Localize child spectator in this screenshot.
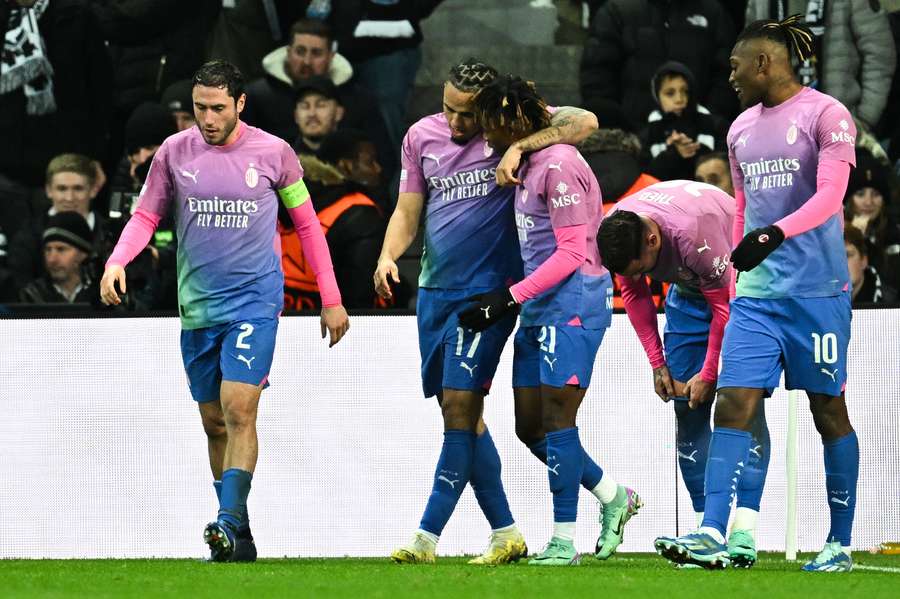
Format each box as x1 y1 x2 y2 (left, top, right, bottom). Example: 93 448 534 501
845 224 897 305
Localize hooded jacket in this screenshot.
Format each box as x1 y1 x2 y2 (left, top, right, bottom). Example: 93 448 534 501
242 46 396 178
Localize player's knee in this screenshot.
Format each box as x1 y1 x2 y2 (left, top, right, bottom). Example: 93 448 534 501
515 420 543 447
222 404 257 431
200 413 226 439
440 395 479 431
810 405 853 441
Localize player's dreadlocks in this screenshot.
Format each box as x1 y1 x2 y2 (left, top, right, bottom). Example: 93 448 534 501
473 75 551 138
447 58 498 93
596 210 645 275
736 14 815 63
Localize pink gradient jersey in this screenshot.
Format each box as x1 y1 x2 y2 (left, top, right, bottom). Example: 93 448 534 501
515 144 610 328
610 180 736 292
137 124 304 329
728 87 856 298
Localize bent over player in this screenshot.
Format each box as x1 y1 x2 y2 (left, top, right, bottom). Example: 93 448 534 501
466 76 640 566
375 59 600 565
654 17 859 571
100 61 349 561
598 180 770 567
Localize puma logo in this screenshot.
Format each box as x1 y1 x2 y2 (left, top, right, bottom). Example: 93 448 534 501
547 162 562 171
460 362 478 378
547 463 561 475
424 153 442 166
481 306 491 320
543 355 557 371
437 475 459 489
820 368 838 382
830 496 850 507
237 355 255 370
677 449 699 463
749 445 763 458
697 239 711 253
180 169 199 183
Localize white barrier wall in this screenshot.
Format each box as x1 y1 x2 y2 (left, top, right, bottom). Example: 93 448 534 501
1 311 898 558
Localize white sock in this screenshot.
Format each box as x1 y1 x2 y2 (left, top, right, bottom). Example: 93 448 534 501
695 511 705 528
591 475 619 504
492 524 518 537
841 545 852 557
699 526 726 544
732 507 758 535
416 529 439 546
553 521 576 541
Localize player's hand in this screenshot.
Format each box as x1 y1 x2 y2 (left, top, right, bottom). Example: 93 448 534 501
99 265 127 306
373 258 399 300
321 305 350 347
652 365 676 402
458 288 517 331
496 144 523 186
683 373 716 409
731 225 785 271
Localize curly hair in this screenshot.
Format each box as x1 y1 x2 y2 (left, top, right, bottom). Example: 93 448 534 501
193 60 244 101
472 75 551 138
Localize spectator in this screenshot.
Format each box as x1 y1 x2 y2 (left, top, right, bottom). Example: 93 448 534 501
745 1 896 135
845 224 897 304
317 128 386 207
279 152 385 310
640 61 723 181
328 1 444 152
579 129 659 210
0 0 112 187
109 102 178 198
242 18 395 178
7 154 105 291
292 77 344 154
580 0 738 131
160 80 196 132
695 152 735 196
19 211 99 304
844 151 900 289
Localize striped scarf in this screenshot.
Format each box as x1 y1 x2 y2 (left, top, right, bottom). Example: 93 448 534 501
1 0 55 115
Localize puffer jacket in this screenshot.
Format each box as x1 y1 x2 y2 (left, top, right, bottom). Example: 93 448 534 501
745 0 896 128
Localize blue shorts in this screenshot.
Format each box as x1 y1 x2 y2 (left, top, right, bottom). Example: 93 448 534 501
663 286 712 383
512 325 606 389
180 317 279 403
417 288 516 398
718 294 851 397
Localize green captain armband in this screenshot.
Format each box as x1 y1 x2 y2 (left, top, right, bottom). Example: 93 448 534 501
278 178 310 208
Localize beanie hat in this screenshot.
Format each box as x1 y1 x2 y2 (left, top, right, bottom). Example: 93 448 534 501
846 150 892 204
161 79 193 113
125 102 177 155
43 211 93 253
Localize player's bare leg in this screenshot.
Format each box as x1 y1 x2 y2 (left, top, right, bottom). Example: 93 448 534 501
802 393 857 572
199 401 227 480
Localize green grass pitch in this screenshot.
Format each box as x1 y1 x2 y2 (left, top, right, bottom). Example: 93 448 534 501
3 553 900 598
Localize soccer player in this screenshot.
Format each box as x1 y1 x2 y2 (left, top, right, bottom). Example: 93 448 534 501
653 17 859 571
464 76 640 566
374 59 600 565
100 61 350 562
597 180 770 567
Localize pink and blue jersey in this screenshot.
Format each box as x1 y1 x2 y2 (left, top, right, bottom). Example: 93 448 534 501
138 125 308 329
515 144 609 328
610 180 735 292
728 87 856 299
399 113 522 290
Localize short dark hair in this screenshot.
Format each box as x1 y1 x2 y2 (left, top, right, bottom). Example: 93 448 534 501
473 75 551 137
317 129 371 166
447 58 498 93
844 225 867 257
597 210 644 274
290 19 333 45
695 151 729 170
736 15 814 63
193 60 244 101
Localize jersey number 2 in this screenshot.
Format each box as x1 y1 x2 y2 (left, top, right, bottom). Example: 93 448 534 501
236 323 255 349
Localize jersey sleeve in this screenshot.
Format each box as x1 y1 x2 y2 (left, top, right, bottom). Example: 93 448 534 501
275 142 309 208
815 101 857 166
546 156 592 229
399 126 426 194
135 141 174 218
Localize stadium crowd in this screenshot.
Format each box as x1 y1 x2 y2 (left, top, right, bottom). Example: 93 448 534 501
0 0 898 313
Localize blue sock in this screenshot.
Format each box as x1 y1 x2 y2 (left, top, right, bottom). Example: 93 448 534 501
213 480 222 505
700 427 751 536
419 430 477 536
824 431 859 546
545 427 584 523
218 468 252 531
529 438 603 490
469 429 515 530
736 409 771 511
215 478 249 532
674 399 712 513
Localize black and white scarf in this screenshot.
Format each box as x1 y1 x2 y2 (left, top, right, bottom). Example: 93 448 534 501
1 0 55 115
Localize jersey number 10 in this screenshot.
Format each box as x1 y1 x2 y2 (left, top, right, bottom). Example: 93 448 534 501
810 332 838 364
